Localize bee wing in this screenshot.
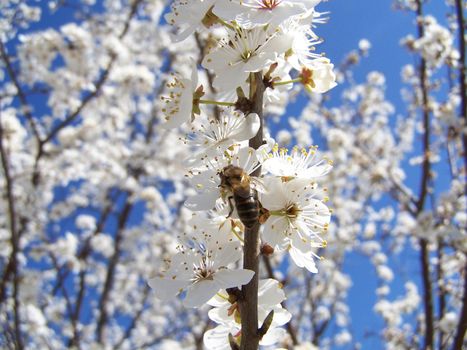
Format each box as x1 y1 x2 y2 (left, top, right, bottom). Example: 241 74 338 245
250 176 266 194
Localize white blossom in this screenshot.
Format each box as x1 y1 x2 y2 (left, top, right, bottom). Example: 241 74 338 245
259 144 333 179
148 241 254 307
213 0 321 29
202 27 289 91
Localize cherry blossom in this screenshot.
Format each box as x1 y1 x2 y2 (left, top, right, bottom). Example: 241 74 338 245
148 241 254 307
202 27 289 91
165 0 218 41
184 112 260 165
259 144 333 179
204 279 292 348
213 0 321 29
260 177 330 266
160 64 201 128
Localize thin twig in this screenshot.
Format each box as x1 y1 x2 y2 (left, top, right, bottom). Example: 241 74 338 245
96 200 133 343
33 0 142 185
437 241 446 350
114 286 151 350
0 41 41 142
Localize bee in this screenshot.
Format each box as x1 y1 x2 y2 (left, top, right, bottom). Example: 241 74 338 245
219 165 259 229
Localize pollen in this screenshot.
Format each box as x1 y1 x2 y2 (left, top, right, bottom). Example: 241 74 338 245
259 0 282 9
285 203 301 218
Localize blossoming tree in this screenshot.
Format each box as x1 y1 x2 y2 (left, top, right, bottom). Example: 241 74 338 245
0 0 465 349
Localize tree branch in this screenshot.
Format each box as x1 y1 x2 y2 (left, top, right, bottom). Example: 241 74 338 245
414 2 435 349
0 103 23 349
0 41 41 142
114 286 150 350
96 199 133 343
452 261 467 350
239 72 264 350
452 2 467 345
33 0 142 184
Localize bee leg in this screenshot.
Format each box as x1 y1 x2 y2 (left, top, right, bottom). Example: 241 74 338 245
227 196 235 218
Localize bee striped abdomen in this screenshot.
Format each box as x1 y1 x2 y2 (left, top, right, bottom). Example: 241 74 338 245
234 191 259 229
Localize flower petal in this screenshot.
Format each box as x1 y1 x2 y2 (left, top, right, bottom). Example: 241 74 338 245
148 276 189 301
214 269 255 289
203 325 234 350
185 191 219 211
258 279 286 306
212 241 243 269
262 216 288 248
184 280 221 308
289 245 318 273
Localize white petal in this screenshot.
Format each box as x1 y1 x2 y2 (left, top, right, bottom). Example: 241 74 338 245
184 280 221 308
203 325 234 350
303 163 333 178
260 177 288 211
214 269 255 289
148 276 189 301
270 307 292 326
212 241 243 269
258 279 286 306
260 327 287 346
208 305 231 325
263 216 288 248
231 113 260 142
207 290 230 307
289 245 318 273
185 191 219 211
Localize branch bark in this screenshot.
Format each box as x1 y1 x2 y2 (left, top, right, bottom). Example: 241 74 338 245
0 41 41 142
452 262 467 350
96 199 133 343
414 2 434 349
239 72 264 350
452 2 467 346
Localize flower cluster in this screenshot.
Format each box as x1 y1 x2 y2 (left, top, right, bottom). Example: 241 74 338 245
149 0 336 347
205 279 292 348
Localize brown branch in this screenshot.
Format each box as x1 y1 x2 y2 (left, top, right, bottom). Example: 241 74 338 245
114 285 151 350
452 261 467 350
0 41 41 142
414 2 435 349
452 2 467 345
0 104 23 349
96 200 133 343
437 241 446 350
239 72 264 350
453 0 467 175
33 0 142 184
53 192 117 298
68 191 120 348
48 253 78 344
